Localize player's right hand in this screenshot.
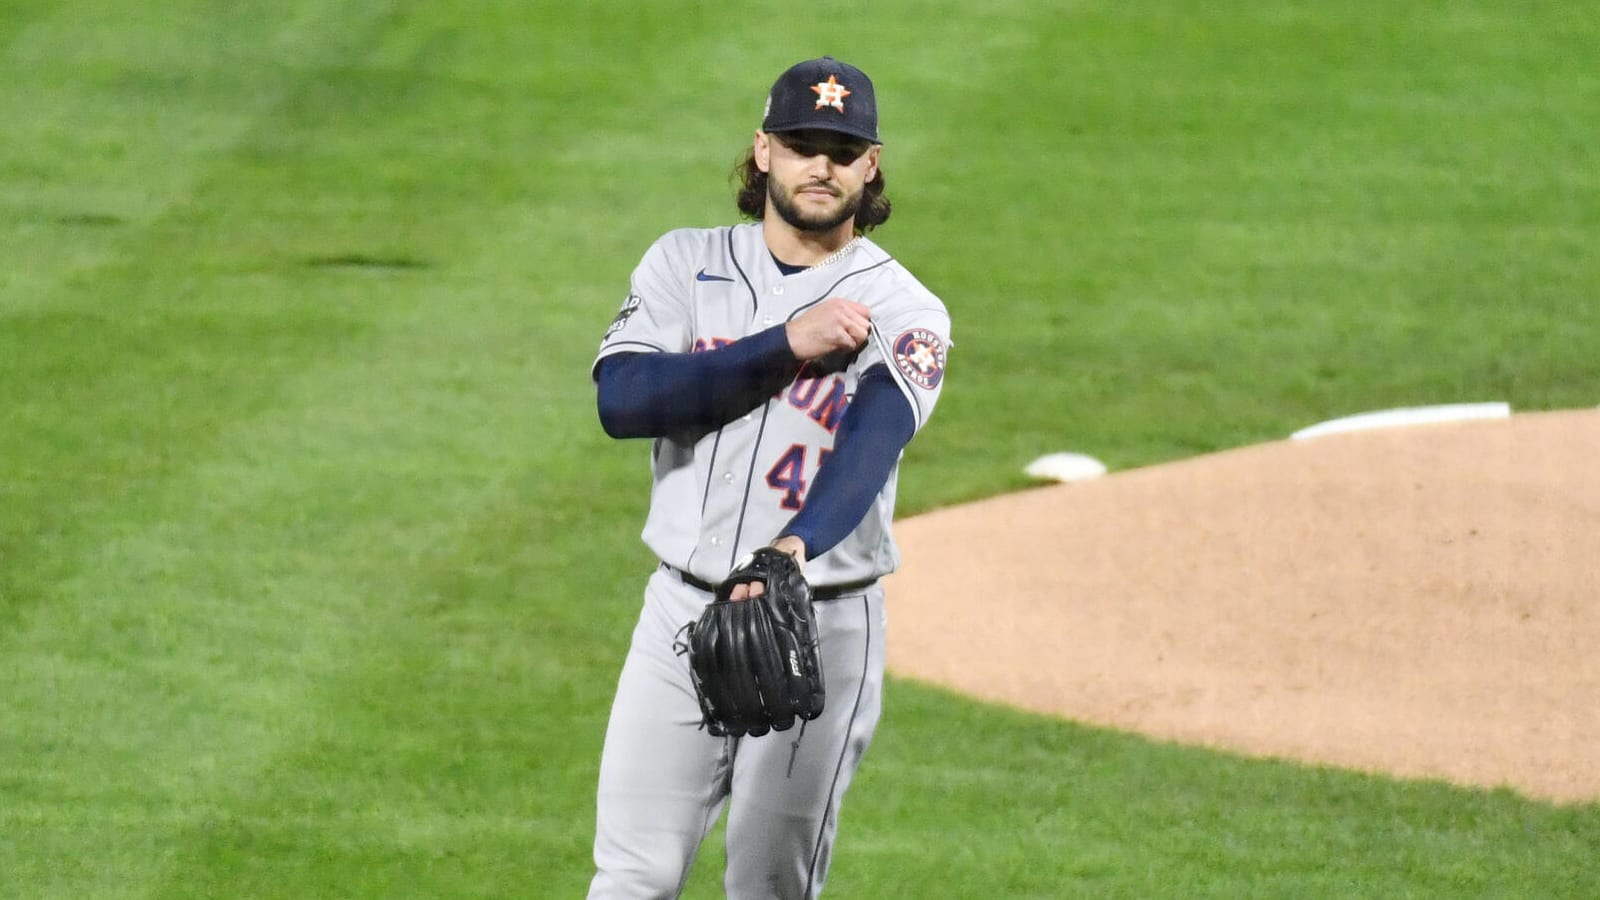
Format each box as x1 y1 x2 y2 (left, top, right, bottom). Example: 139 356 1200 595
785 298 871 361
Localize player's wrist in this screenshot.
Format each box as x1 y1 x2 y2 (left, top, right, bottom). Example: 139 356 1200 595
780 321 808 361
770 534 808 566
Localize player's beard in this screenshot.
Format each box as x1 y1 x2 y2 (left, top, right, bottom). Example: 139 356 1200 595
768 177 862 233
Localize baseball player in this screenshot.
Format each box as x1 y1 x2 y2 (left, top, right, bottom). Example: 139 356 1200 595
587 56 952 899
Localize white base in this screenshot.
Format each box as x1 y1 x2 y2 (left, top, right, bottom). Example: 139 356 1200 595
1291 402 1511 440
1024 452 1108 483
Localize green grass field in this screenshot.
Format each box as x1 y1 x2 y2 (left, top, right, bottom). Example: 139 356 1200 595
3 2 1597 897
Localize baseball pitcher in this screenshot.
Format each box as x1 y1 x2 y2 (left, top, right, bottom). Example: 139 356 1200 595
588 56 952 899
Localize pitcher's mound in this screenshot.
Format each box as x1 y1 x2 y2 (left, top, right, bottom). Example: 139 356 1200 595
884 409 1600 803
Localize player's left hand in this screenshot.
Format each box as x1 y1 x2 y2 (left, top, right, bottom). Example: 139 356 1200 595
729 538 807 600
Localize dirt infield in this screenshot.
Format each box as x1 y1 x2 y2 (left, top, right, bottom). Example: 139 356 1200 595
883 409 1600 804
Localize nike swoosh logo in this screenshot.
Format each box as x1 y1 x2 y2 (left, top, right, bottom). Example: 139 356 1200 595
696 269 735 283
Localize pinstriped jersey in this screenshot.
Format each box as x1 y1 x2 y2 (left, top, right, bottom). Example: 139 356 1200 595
594 222 951 587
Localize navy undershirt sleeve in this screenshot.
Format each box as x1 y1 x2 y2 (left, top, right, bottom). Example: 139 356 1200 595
595 325 801 438
780 364 916 560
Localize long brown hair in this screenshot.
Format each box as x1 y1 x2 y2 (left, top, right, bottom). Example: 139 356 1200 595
733 148 892 232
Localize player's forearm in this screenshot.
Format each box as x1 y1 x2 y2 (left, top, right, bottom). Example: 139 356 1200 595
779 365 915 560
595 326 801 438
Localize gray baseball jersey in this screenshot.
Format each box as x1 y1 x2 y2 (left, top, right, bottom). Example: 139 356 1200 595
593 221 951 586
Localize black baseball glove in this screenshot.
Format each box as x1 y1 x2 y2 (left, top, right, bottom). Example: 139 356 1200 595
681 548 825 737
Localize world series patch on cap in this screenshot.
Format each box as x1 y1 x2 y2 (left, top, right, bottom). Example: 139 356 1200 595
761 56 879 143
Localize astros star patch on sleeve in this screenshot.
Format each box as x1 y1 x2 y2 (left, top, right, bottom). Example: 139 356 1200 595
892 328 947 390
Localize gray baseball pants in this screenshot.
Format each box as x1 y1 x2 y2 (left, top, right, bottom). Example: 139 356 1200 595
588 567 886 899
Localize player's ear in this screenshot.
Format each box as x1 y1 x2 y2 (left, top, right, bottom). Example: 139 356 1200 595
865 144 881 182
753 130 772 174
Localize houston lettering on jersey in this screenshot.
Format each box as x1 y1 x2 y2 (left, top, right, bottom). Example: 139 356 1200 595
786 373 849 433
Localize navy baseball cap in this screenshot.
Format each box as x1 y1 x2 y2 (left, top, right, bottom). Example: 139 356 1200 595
761 56 879 143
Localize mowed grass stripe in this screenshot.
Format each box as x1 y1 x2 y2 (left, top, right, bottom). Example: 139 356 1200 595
0 2 406 310
830 682 1600 899
0 3 465 895
0 303 596 897
0 0 412 628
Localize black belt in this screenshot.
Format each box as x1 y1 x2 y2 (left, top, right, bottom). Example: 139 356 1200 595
660 563 877 602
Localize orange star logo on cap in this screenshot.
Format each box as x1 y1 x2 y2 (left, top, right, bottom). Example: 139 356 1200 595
811 75 851 112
